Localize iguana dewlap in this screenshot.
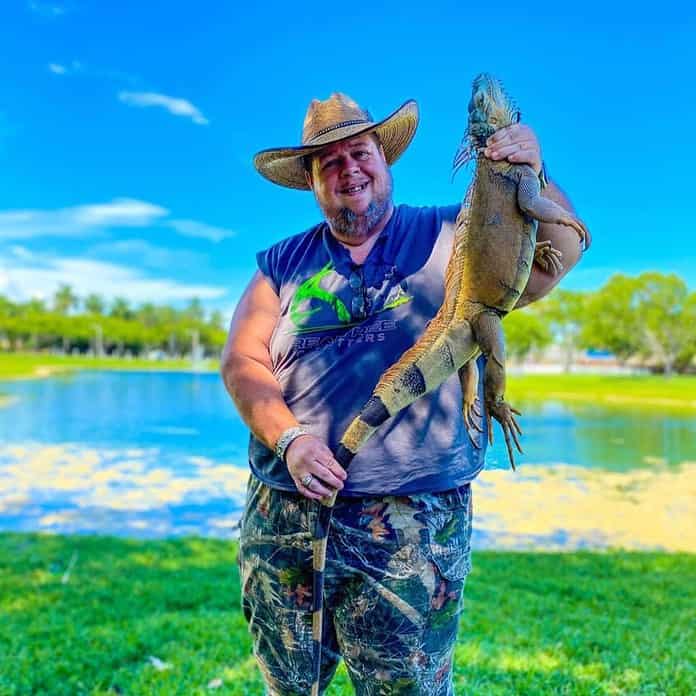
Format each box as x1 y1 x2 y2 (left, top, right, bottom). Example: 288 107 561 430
308 73 590 696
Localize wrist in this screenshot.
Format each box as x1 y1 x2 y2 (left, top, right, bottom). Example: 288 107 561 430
274 425 308 463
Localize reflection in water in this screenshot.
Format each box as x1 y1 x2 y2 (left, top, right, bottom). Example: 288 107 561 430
1 371 695 548
0 442 694 550
473 462 696 551
485 400 696 471
0 443 248 538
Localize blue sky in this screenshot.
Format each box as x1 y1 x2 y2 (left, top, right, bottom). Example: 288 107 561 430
0 1 692 319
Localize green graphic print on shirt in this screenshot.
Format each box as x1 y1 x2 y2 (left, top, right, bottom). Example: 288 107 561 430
288 261 412 335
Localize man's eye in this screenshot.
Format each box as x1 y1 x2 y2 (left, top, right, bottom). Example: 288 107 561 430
321 159 339 170
354 151 369 159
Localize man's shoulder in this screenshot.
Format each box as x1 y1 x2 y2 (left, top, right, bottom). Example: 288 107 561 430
394 203 462 227
256 221 327 294
261 220 325 256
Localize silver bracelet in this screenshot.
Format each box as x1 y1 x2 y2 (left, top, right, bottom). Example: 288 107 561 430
274 426 308 462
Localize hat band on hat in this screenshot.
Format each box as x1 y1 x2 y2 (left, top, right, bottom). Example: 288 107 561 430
306 118 372 144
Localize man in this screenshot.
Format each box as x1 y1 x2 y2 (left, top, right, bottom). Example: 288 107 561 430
221 92 585 694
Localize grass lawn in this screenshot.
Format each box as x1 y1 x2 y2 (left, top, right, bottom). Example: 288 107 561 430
0 353 218 381
508 373 696 411
3 353 696 412
0 533 693 695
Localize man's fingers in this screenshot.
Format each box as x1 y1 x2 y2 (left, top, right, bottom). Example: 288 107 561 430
485 142 524 158
315 456 347 484
486 124 519 145
300 487 325 501
304 476 333 498
294 472 334 500
322 457 348 480
485 124 540 168
487 124 536 143
486 141 538 162
313 460 344 490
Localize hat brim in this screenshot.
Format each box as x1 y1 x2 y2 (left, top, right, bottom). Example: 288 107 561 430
253 100 419 190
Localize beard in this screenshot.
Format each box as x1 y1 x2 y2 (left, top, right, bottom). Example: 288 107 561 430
325 172 393 243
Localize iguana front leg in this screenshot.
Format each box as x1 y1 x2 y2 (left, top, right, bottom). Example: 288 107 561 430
517 168 590 250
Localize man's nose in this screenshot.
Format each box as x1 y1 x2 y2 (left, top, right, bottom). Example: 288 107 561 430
340 157 360 175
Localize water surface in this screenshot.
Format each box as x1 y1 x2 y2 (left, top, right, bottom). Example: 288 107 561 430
1 371 694 547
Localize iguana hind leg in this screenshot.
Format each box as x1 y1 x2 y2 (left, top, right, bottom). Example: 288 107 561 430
472 310 522 469
458 358 483 447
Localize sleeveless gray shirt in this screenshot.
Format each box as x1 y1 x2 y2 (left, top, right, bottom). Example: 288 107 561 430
250 204 487 495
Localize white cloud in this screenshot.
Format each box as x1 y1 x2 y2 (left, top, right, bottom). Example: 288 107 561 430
88 239 207 270
0 254 226 304
74 199 167 226
118 91 209 126
0 199 169 240
28 1 66 17
7 245 37 262
168 219 235 242
0 200 235 249
47 60 83 76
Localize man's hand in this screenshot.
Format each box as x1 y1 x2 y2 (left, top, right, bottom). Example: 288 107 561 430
286 434 347 500
484 124 542 174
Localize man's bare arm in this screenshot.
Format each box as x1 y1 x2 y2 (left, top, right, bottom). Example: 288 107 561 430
220 271 296 449
220 271 345 498
516 180 589 308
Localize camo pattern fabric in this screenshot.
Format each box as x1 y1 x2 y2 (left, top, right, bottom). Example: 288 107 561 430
238 475 473 695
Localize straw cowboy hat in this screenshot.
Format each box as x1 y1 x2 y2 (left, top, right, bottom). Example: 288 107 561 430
253 93 419 190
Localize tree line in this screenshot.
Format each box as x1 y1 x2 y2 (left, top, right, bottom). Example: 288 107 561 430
505 272 696 374
0 284 227 358
1 272 694 372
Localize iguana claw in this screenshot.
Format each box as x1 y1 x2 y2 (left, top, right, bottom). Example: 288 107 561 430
463 397 484 448
561 214 591 252
534 240 563 276
486 399 523 470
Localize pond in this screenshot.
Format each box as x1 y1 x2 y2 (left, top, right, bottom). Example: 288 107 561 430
1 371 694 549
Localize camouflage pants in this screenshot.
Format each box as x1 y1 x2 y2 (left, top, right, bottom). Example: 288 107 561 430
238 475 473 695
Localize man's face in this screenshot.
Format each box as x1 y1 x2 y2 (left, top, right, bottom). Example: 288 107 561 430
306 135 393 244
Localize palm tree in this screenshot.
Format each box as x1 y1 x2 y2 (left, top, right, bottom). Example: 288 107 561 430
84 293 105 315
184 298 205 322
53 284 79 315
110 297 133 320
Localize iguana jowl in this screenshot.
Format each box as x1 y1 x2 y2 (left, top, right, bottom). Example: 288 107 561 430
308 74 590 695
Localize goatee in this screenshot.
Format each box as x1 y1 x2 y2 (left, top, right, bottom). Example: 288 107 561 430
327 198 391 242
325 172 393 243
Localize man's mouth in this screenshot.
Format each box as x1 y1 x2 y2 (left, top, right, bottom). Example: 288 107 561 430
340 182 369 195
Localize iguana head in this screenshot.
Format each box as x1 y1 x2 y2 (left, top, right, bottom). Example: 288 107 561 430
452 73 520 177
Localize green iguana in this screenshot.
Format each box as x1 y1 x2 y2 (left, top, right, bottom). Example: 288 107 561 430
308 73 590 695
